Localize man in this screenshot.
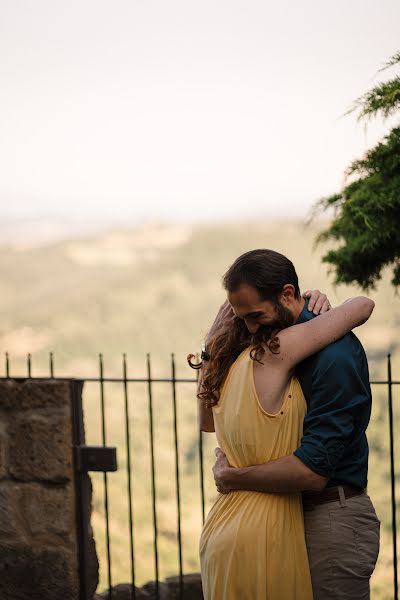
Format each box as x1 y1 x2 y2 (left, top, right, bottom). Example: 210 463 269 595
201 249 380 600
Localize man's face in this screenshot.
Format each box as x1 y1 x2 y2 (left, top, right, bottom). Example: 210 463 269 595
228 284 295 334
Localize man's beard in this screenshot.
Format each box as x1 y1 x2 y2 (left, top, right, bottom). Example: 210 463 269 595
273 301 295 330
250 301 295 343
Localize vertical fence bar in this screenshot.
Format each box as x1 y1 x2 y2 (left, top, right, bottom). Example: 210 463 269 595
123 354 136 600
5 353 9 378
49 352 54 378
171 354 183 598
27 353 31 377
388 354 398 600
99 354 113 600
147 354 159 599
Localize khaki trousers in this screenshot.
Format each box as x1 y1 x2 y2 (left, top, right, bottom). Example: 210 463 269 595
304 491 380 600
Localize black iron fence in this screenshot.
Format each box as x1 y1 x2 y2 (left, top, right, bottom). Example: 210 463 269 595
2 352 399 600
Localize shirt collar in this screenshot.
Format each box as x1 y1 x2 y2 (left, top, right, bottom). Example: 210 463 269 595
296 297 315 324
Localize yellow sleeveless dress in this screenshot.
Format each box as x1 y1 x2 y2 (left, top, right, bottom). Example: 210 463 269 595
200 347 313 600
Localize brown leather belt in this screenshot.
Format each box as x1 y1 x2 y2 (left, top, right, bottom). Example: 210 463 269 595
302 485 365 509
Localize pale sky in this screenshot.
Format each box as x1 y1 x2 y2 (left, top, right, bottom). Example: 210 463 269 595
1 0 399 224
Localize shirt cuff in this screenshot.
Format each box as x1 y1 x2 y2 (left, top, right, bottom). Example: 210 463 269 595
293 441 346 479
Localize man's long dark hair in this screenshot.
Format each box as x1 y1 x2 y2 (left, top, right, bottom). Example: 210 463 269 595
223 249 300 301
188 249 300 407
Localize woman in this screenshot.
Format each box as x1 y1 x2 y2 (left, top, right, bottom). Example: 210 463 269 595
188 260 374 599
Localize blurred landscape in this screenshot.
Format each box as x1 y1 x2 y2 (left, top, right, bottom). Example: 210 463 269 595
0 218 399 599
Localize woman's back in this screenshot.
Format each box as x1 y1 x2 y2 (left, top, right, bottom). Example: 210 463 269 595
213 347 304 467
200 347 313 600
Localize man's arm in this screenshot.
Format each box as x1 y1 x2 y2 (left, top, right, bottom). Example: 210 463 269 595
213 449 328 494
214 342 368 494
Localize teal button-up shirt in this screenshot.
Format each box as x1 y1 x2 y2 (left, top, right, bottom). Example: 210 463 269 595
293 299 372 489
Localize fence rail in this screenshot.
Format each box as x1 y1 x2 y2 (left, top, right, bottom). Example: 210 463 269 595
1 352 399 600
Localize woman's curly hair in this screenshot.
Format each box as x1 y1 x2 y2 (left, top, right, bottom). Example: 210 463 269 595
188 317 280 407
187 248 300 407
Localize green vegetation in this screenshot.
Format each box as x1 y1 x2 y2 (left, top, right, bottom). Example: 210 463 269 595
317 52 400 290
0 220 399 598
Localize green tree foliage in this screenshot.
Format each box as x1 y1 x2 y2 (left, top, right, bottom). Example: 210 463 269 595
347 52 400 121
318 52 400 289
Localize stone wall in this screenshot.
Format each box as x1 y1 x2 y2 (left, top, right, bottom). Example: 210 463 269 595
0 378 98 600
94 573 203 600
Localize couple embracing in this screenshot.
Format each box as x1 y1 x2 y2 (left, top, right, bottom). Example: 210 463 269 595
189 249 380 600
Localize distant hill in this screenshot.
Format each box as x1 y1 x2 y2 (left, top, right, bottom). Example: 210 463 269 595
0 216 126 246
0 219 398 379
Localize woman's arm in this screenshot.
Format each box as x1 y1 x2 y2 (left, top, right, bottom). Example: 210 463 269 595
197 365 215 432
278 296 375 368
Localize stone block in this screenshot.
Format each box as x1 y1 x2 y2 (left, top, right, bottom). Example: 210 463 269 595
0 543 78 600
0 425 8 479
20 482 75 541
165 573 203 599
94 582 168 600
94 574 203 600
0 379 73 411
9 413 73 482
0 484 23 539
0 380 17 409
17 379 72 410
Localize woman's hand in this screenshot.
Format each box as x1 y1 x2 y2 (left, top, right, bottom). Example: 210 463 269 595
213 448 232 494
302 289 331 315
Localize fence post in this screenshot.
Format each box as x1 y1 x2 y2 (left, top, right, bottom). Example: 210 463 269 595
71 379 95 600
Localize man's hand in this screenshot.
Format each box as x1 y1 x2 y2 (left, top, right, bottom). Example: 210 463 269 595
205 300 235 346
213 450 328 494
303 289 331 315
213 448 232 494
